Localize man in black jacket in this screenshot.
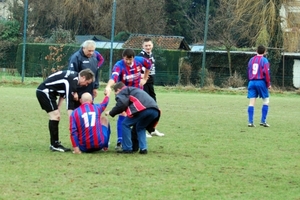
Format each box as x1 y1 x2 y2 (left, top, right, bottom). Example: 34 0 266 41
105 82 160 154
68 40 104 109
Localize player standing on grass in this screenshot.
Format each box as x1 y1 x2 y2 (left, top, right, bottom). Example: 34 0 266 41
68 40 104 110
36 69 95 152
104 48 151 150
138 37 164 137
247 45 271 127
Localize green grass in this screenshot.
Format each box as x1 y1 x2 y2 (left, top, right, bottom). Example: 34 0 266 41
0 80 300 199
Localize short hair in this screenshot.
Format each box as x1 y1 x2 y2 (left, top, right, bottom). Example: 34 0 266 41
257 45 266 54
122 48 135 58
143 37 152 43
113 82 125 92
81 40 96 48
79 68 95 82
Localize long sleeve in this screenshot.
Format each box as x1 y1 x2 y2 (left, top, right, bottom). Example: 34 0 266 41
68 53 81 72
69 114 80 147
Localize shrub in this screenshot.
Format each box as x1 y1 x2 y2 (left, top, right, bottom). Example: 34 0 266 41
222 71 246 88
179 58 192 85
43 45 65 79
45 28 74 44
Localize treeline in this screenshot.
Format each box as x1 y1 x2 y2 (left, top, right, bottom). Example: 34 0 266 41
7 0 288 45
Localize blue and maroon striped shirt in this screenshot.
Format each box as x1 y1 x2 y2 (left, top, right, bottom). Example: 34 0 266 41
111 56 151 88
248 55 271 87
69 96 109 151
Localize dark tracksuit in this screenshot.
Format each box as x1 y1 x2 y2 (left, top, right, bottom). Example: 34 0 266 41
68 48 104 108
109 86 160 151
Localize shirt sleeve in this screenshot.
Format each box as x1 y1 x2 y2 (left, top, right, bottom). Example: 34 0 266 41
109 97 128 117
264 59 271 87
95 51 104 68
135 56 151 70
111 64 122 83
69 113 80 147
95 96 109 113
68 54 80 72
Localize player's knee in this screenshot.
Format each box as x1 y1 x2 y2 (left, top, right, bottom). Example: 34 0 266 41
49 110 60 121
263 98 269 105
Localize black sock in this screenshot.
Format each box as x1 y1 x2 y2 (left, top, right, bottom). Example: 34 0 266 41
48 120 59 146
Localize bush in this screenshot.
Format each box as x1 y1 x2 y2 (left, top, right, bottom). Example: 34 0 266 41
222 71 246 88
179 58 192 85
45 28 74 44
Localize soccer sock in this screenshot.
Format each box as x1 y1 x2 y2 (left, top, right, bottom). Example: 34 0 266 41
117 115 125 143
49 120 59 146
261 105 269 123
248 106 254 123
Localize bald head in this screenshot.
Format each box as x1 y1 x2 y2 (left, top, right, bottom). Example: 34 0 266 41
80 92 93 104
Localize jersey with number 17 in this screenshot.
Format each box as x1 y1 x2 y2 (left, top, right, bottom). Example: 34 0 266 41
69 96 109 151
248 55 271 87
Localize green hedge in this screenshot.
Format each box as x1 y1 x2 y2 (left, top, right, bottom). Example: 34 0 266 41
15 43 298 87
15 43 188 85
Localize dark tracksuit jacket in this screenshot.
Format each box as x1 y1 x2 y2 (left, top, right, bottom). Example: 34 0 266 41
109 86 160 130
68 48 104 97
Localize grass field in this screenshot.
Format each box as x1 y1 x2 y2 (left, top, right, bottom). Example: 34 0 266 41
0 80 300 199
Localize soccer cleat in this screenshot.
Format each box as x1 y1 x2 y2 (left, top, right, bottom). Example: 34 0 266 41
248 123 256 127
146 133 152 138
115 142 122 151
50 142 71 152
117 150 133 154
151 129 165 137
139 149 148 154
260 122 270 127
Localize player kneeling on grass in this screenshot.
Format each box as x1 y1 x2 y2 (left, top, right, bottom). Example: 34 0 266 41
105 82 160 154
36 69 95 152
69 92 111 154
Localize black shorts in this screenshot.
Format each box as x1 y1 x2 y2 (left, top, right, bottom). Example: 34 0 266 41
36 89 58 113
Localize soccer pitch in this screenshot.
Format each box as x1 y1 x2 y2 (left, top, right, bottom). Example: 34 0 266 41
0 86 299 199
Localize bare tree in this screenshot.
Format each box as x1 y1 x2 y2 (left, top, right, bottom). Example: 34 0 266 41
209 0 242 77
9 0 166 39
180 0 206 43
114 0 166 35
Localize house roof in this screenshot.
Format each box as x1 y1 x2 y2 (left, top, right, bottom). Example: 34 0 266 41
122 34 191 51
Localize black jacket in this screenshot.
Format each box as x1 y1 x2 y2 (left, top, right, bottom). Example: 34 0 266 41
109 86 160 128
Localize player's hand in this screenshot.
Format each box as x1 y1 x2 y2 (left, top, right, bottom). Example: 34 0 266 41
105 88 111 97
120 111 127 116
268 86 271 90
93 89 98 98
104 87 111 96
73 92 78 101
102 147 108 152
105 111 110 116
73 147 82 154
140 78 147 86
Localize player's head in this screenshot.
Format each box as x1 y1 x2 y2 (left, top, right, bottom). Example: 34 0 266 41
113 82 125 94
142 38 153 54
82 40 96 58
122 48 135 66
80 92 93 104
257 45 266 55
78 69 95 86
